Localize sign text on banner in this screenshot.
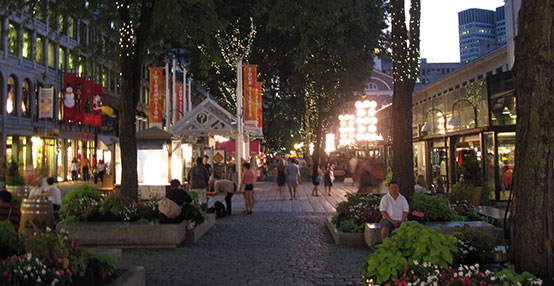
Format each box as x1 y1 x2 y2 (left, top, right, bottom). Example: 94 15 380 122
38 87 54 119
257 82 262 128
176 83 184 121
149 68 164 124
243 65 257 124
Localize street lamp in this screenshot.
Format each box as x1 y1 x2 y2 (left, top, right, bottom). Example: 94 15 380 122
421 107 449 192
448 98 478 128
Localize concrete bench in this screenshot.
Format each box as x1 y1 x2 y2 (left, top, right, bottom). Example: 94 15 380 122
364 220 497 248
58 214 216 248
325 217 365 246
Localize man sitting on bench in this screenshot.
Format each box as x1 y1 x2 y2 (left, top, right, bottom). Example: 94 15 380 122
379 180 409 241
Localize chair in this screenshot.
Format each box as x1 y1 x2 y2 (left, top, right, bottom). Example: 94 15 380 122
98 174 116 197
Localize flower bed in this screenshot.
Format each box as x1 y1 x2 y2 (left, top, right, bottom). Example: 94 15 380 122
362 221 542 286
332 193 383 233
0 226 120 286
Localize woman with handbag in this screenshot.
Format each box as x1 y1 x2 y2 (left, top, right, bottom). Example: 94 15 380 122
311 162 322 197
324 162 334 196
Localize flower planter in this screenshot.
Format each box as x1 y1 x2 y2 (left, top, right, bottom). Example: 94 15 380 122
107 266 145 286
325 217 365 246
364 221 497 248
58 214 216 247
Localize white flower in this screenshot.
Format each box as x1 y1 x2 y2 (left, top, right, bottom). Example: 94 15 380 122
491 276 496 281
414 260 419 265
37 278 41 282
475 263 479 268
42 269 46 275
470 265 475 271
24 275 28 279
459 272 464 277
433 282 438 286
408 283 412 286
46 226 52 232
423 262 429 267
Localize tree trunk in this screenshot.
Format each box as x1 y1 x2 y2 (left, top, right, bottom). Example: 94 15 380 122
510 1 554 283
390 0 419 200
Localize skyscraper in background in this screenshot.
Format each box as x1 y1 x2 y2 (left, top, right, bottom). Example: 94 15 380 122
458 6 506 63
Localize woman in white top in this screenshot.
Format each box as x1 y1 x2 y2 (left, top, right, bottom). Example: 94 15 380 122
28 177 48 199
414 174 428 194
71 158 79 181
44 177 62 211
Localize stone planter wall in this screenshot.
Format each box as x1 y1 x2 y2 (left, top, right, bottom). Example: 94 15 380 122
108 266 145 286
58 214 216 248
325 217 365 246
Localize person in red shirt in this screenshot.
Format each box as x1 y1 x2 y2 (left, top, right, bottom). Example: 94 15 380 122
0 190 21 231
239 163 256 214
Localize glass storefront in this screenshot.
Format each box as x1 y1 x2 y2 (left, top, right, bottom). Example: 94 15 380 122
431 139 448 191
498 132 515 199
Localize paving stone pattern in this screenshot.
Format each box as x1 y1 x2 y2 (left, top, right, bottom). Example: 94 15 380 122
120 182 374 285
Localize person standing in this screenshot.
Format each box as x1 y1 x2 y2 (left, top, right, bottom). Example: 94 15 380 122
71 158 79 181
95 160 106 184
202 155 213 177
81 156 90 182
188 157 210 210
275 158 287 200
324 162 334 196
379 181 409 241
284 158 300 200
414 175 428 194
208 176 236 215
238 163 256 214
312 162 322 197
0 190 21 231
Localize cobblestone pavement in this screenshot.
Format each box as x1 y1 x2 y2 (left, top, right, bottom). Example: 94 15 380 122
120 212 372 285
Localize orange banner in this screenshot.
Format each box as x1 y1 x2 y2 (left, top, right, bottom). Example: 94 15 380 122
149 68 163 123
243 65 257 122
257 82 262 128
176 83 185 121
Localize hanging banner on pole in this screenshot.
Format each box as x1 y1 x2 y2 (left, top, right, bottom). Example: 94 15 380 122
62 73 77 121
74 77 86 123
149 67 163 126
243 65 257 126
83 80 94 125
257 82 263 129
176 83 184 121
92 83 103 126
38 86 54 119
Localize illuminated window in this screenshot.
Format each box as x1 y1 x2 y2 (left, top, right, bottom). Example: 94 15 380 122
48 41 55 68
22 30 32 58
36 36 44 64
7 76 17 115
59 47 65 71
365 82 378 91
69 50 75 71
8 23 19 56
22 80 30 117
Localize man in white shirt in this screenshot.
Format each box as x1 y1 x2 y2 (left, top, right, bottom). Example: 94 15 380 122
379 180 409 241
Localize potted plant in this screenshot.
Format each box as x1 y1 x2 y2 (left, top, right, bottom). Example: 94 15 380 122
6 157 28 200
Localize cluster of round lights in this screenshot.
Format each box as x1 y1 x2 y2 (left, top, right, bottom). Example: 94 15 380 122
338 100 380 146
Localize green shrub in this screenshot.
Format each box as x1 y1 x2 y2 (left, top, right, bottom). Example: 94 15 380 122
410 194 465 222
457 154 483 187
0 220 23 258
100 195 132 216
61 184 102 207
339 218 365 233
332 193 382 233
59 196 101 223
448 183 476 206
453 224 496 265
495 269 542 285
480 183 493 205
362 221 458 284
89 252 119 283
6 157 24 186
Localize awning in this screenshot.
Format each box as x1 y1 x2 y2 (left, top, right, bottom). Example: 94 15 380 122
215 140 260 155
97 135 119 150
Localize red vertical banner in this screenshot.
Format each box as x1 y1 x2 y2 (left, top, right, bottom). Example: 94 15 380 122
74 77 86 123
243 65 257 123
257 82 263 128
149 68 163 124
83 80 94 125
176 83 184 121
63 73 77 121
92 83 103 126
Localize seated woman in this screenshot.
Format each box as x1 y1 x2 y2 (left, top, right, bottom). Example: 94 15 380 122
414 175 428 194
160 179 195 230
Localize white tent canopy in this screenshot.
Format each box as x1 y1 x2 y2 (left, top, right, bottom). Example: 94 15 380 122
170 98 237 137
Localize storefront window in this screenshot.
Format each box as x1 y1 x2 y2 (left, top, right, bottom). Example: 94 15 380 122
431 139 447 192
22 80 30 117
59 47 65 71
483 133 496 194
7 76 17 115
454 135 482 184
8 23 19 56
69 50 75 71
69 17 76 39
31 137 57 178
491 92 516 126
22 30 31 59
498 132 515 199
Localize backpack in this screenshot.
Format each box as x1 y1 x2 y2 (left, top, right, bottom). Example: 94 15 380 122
158 197 181 219
214 201 227 218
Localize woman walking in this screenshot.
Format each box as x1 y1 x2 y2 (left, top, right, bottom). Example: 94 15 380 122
71 158 79 181
311 162 322 197
324 162 334 196
275 158 287 200
239 163 256 214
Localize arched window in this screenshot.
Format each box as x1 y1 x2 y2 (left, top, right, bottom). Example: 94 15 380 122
22 79 31 117
365 82 378 91
7 76 17 115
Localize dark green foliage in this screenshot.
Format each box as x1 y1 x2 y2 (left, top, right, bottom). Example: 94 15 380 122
448 183 477 206
332 193 382 233
89 252 118 283
0 221 23 258
409 194 465 222
6 157 24 186
456 154 483 187
61 185 102 207
362 221 458 284
453 224 496 265
100 196 132 217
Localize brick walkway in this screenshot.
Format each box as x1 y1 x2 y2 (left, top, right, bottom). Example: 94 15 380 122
119 181 376 285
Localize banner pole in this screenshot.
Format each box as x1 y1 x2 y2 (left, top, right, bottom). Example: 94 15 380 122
172 57 176 125
165 60 170 130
